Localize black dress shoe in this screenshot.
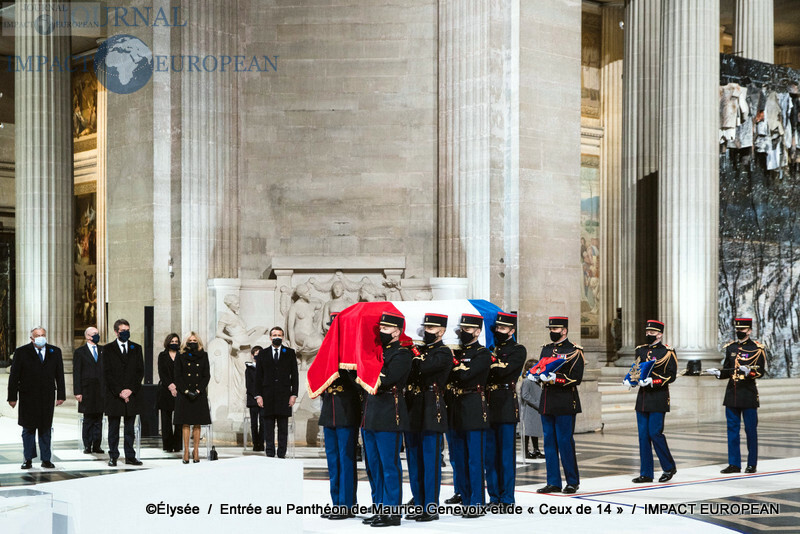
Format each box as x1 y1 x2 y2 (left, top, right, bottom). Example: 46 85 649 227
125 458 143 466
659 468 677 483
745 465 757 473
533 450 545 459
404 511 422 520
632 476 654 483
108 459 117 466
525 451 535 459
416 513 438 522
329 512 355 520
563 484 579 494
720 465 741 474
21 460 32 469
536 485 562 494
362 514 380 525
370 515 401 527
93 448 105 454
83 447 92 454
41 461 55 469
462 508 485 518
444 494 462 504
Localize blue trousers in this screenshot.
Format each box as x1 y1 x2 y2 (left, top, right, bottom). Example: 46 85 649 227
541 414 579 487
22 426 52 462
362 429 403 506
485 422 517 503
451 429 486 506
726 407 758 468
446 429 466 497
323 426 358 507
361 429 380 505
405 431 443 508
636 411 675 478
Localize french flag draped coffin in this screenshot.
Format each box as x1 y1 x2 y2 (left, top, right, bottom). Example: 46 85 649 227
623 358 656 386
307 299 504 397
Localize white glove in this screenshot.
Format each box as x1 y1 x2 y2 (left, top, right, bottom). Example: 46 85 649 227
706 368 721 378
638 377 653 387
526 373 540 383
623 379 632 388
739 365 751 375
544 372 557 383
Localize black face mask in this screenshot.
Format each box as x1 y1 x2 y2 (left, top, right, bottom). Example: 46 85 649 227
168 343 180 351
186 342 199 352
91 333 100 344
549 331 562 343
459 330 474 346
118 330 130 342
271 337 283 347
423 331 438 345
736 331 748 340
645 334 658 345
379 332 395 347
493 331 510 344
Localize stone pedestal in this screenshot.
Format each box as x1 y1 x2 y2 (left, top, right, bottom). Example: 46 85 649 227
14 1 73 350
734 0 774 63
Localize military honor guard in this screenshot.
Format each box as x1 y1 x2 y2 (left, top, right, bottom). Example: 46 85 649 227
403 313 453 522
536 316 584 494
485 312 527 508
629 320 678 484
361 312 412 528
319 312 362 520
709 317 766 474
449 313 493 516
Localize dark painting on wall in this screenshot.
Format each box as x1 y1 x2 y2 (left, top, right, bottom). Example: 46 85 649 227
74 191 97 338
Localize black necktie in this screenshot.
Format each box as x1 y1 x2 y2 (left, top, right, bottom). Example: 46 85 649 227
38 349 44 363
274 348 279 362
122 343 127 355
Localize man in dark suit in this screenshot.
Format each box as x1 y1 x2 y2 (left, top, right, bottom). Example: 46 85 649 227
254 327 298 458
74 326 105 454
103 318 144 466
7 326 66 469
245 345 264 451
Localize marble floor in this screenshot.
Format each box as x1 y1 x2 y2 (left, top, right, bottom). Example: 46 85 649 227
0 416 798 533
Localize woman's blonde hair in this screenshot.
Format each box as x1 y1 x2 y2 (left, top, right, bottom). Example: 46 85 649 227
181 331 205 352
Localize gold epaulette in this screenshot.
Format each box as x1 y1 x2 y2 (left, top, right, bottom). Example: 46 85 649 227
664 345 674 351
635 344 648 349
723 341 735 349
573 344 583 351
754 341 765 349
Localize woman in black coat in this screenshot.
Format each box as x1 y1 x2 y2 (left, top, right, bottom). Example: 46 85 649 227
157 333 181 452
173 332 212 463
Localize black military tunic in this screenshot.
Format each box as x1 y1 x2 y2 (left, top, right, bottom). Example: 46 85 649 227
719 339 766 408
174 350 212 425
450 341 492 431
319 370 362 428
486 339 527 424
633 343 677 413
538 339 584 416
405 341 453 433
362 342 412 432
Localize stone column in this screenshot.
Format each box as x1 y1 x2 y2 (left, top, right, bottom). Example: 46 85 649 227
181 1 240 340
734 0 774 63
775 46 800 69
14 1 73 349
658 0 720 365
599 5 624 361
619 0 661 362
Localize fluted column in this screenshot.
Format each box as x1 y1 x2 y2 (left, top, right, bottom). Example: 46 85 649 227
181 1 240 339
14 2 73 349
734 0 774 63
659 0 719 363
620 0 661 359
600 5 624 359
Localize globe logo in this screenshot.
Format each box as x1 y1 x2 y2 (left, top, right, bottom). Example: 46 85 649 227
34 14 55 36
94 34 154 95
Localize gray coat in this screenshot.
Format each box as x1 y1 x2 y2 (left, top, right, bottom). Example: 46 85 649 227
519 379 543 438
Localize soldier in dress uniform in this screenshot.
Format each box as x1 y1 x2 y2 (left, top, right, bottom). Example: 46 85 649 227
709 317 766 474
629 319 678 484
319 310 362 520
535 316 584 494
449 313 492 517
361 311 412 528
485 312 527 509
443 347 466 506
403 313 453 522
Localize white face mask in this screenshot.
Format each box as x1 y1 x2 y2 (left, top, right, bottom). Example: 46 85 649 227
33 336 47 348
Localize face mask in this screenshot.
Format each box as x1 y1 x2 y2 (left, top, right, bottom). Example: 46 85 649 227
645 334 657 345
379 332 394 347
118 330 130 342
494 331 510 344
187 342 199 352
549 331 561 343
423 331 438 345
736 331 747 340
91 333 100 344
33 336 47 348
169 343 180 351
458 330 474 346
271 337 283 347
